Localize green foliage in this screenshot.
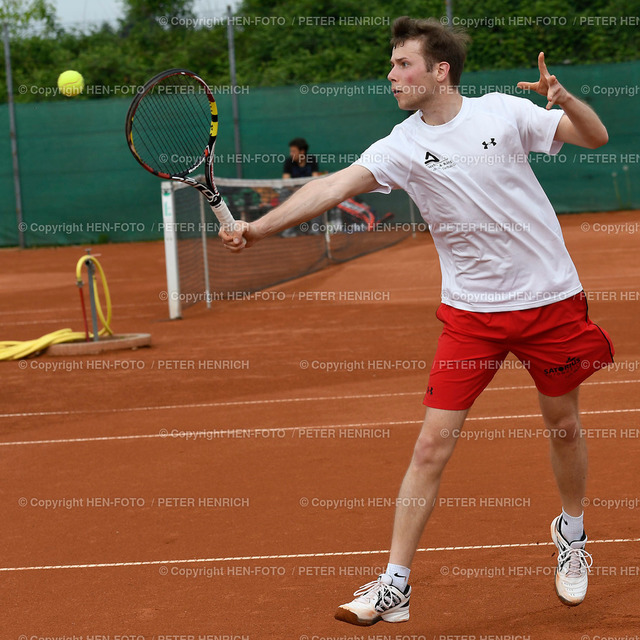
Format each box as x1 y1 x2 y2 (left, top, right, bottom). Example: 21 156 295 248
232 0 443 85
122 0 195 24
229 0 640 83
1 0 639 103
0 0 55 34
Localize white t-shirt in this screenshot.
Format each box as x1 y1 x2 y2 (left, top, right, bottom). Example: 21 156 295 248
354 92 583 312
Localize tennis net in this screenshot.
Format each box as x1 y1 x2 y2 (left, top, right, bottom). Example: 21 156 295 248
161 175 416 318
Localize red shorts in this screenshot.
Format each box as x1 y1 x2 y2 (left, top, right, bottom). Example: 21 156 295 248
424 292 615 410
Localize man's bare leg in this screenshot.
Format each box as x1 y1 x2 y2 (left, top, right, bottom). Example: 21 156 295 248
539 386 591 606
335 407 468 625
389 407 468 567
539 387 586 517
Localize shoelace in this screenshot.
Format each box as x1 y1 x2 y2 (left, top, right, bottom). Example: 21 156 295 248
558 546 593 577
353 577 398 608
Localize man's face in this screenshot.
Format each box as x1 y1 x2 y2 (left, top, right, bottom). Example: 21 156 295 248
289 146 303 162
387 39 444 111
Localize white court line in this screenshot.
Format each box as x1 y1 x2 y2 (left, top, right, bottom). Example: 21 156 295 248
1 378 638 420
2 313 158 327
1 407 639 447
1 537 638 573
0 301 152 318
2 391 415 419
0 289 429 320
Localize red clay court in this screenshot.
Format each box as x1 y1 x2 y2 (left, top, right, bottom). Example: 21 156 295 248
1 210 639 639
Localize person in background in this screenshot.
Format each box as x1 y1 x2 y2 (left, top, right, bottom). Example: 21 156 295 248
283 137 321 178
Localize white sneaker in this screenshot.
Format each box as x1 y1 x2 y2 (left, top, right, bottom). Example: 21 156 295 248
334 574 411 626
551 515 593 606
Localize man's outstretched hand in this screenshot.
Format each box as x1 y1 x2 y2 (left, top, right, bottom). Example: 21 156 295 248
517 52 570 109
218 221 254 252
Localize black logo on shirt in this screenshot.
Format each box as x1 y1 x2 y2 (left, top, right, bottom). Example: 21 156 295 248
424 151 440 165
482 138 497 149
424 151 455 172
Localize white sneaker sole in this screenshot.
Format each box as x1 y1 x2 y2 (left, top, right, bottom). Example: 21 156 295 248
334 605 410 626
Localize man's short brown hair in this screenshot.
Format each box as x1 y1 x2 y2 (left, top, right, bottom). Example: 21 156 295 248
390 16 470 87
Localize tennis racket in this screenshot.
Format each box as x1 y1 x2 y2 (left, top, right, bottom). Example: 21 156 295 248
125 68 236 232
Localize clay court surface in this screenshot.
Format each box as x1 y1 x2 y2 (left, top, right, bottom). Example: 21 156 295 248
1 210 639 639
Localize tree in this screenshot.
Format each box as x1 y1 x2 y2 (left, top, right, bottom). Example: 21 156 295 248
0 0 55 35
121 0 195 30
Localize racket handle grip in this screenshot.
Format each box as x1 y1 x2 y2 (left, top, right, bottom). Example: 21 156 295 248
212 198 236 231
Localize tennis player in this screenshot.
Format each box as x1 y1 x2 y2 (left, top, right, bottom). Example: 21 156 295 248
220 16 614 626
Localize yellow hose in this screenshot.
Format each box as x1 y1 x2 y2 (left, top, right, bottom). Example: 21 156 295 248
0 255 113 361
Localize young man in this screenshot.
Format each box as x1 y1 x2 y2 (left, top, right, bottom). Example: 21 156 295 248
221 16 614 627
282 137 321 178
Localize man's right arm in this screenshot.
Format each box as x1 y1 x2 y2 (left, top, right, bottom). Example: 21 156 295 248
220 164 380 252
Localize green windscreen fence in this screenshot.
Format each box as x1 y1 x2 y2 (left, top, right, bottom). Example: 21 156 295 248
1 60 638 247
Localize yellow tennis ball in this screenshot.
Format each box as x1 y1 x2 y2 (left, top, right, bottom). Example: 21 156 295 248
57 70 84 97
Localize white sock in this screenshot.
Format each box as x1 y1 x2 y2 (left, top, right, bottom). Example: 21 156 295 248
385 562 410 591
561 509 584 542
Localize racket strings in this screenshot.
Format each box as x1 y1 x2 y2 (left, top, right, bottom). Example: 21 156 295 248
145 75 210 159
153 76 207 162
141 77 208 172
131 73 213 177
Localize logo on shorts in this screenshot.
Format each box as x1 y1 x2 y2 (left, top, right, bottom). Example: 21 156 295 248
544 356 581 377
426 386 434 396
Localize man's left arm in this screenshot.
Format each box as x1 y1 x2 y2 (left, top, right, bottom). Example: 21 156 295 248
517 52 608 149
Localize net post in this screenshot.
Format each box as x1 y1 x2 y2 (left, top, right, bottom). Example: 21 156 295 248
200 194 212 309
162 181 182 319
322 210 333 261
